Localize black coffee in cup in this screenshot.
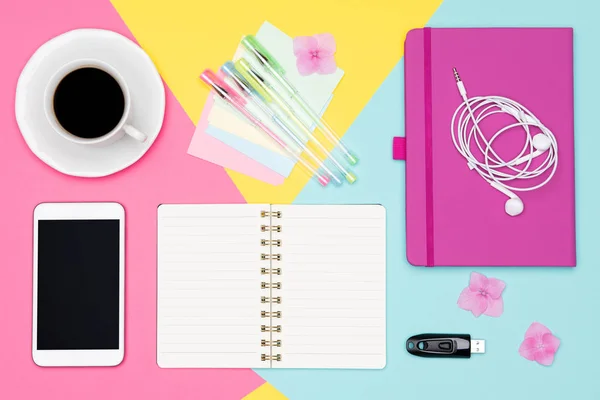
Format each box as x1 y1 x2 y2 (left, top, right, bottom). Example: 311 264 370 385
53 67 125 139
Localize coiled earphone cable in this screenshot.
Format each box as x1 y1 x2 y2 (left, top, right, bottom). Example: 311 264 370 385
451 68 558 216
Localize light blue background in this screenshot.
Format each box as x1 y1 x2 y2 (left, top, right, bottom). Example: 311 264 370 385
256 0 600 398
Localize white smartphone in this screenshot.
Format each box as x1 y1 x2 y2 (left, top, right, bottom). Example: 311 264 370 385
33 202 125 367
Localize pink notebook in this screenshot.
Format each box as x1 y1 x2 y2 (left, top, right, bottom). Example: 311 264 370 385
395 27 575 267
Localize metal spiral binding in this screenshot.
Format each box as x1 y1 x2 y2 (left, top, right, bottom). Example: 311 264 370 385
260 209 283 364
261 340 282 347
261 282 282 289
261 225 282 232
261 311 282 318
261 239 282 247
261 211 282 218
261 354 282 361
261 268 281 275
261 296 281 303
261 325 282 332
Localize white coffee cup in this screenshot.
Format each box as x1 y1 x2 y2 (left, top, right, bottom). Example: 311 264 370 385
44 58 147 146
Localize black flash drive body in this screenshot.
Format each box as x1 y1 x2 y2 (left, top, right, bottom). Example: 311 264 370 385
406 334 485 358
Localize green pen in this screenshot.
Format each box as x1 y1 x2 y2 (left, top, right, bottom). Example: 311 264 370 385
236 58 357 184
241 35 359 166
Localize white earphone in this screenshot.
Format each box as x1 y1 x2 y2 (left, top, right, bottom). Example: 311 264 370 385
451 68 558 217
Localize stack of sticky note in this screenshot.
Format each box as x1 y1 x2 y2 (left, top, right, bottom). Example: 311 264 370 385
188 21 344 185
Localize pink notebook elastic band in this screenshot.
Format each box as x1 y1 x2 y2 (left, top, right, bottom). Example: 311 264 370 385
424 27 434 267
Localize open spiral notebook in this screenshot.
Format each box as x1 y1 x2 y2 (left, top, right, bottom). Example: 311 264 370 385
157 204 386 369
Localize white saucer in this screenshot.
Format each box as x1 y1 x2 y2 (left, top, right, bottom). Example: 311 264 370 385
15 29 165 177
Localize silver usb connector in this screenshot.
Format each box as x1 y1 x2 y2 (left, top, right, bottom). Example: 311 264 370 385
471 339 486 354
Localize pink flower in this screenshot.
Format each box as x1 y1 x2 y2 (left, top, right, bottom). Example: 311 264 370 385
293 33 337 76
457 272 505 317
519 322 560 366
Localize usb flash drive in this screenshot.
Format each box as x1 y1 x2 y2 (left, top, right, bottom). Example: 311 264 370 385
406 334 485 358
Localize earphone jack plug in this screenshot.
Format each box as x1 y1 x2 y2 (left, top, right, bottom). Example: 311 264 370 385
453 67 461 83
453 67 467 99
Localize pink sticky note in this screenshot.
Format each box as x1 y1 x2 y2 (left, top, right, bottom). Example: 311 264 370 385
188 96 285 185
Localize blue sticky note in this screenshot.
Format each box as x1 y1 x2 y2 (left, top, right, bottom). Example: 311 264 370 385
205 125 296 177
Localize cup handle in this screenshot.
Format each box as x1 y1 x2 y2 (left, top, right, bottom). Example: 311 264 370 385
123 124 147 143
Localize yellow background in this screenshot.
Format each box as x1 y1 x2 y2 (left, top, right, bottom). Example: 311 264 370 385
243 383 287 400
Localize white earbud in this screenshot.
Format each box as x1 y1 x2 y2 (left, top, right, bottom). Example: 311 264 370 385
505 197 524 217
491 182 524 216
511 133 552 165
533 133 552 151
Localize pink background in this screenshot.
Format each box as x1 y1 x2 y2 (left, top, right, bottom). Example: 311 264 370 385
0 0 265 398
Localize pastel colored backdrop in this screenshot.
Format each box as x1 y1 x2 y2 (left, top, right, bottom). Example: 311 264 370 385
1 0 598 400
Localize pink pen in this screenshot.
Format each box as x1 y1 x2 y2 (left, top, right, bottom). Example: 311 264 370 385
200 69 331 186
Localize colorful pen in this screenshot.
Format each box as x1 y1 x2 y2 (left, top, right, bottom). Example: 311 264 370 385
241 35 359 166
220 62 342 185
200 69 331 187
235 58 357 184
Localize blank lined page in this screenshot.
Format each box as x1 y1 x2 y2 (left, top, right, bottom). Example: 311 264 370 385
273 205 386 369
157 204 267 368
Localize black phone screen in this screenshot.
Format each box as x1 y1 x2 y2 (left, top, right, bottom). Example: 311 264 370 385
36 219 120 350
